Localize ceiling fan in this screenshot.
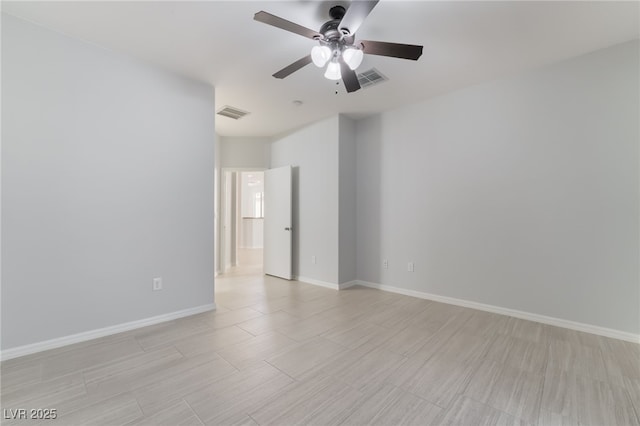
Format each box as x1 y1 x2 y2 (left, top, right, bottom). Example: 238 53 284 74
254 1 423 93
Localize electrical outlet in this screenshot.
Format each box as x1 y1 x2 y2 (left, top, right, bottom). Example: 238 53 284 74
312 255 316 264
152 277 163 291
407 262 414 272
383 259 388 269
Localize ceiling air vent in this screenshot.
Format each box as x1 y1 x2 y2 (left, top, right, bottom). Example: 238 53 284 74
356 68 388 89
217 106 250 120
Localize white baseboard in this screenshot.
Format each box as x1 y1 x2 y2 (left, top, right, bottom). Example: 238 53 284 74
294 275 340 290
339 280 358 290
293 277 358 291
355 280 639 344
1 303 216 361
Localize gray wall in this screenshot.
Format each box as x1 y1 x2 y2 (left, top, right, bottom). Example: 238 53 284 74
214 133 221 275
338 116 357 284
270 117 340 284
2 14 216 349
268 115 357 286
356 40 639 334
220 137 270 169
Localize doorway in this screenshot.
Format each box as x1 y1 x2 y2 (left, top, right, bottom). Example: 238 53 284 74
219 169 265 275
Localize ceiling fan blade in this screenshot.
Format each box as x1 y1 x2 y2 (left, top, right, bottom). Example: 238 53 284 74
360 40 423 60
254 11 322 40
339 58 361 93
273 55 313 79
339 1 379 36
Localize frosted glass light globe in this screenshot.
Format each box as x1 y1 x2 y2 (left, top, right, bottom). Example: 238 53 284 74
342 48 364 70
311 45 332 67
324 60 342 80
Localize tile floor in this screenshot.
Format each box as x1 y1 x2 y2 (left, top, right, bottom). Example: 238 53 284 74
1 251 638 425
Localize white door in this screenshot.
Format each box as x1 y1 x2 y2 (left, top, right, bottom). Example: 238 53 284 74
264 166 292 280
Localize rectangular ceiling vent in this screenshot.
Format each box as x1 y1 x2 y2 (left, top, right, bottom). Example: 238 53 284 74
357 68 388 88
217 105 250 120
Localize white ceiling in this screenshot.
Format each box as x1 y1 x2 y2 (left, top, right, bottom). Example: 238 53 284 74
3 1 638 137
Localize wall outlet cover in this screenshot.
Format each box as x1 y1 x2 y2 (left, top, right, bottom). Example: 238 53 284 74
152 277 163 291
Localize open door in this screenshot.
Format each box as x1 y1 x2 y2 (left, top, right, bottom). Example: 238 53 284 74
264 165 292 280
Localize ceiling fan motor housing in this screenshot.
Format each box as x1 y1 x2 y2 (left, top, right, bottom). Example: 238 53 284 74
320 20 356 43
318 16 356 52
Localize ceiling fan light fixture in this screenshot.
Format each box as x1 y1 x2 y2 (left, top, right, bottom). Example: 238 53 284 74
311 45 332 67
324 60 342 80
342 47 364 71
254 1 422 94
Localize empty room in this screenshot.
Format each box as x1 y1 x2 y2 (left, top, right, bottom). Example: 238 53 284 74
1 1 639 425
